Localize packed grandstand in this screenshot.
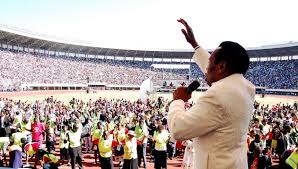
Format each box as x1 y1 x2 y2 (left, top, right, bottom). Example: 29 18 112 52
0 27 297 93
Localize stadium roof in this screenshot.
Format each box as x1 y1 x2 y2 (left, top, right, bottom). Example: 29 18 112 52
1 25 298 59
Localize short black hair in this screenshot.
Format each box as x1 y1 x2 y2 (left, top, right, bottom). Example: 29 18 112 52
215 41 250 74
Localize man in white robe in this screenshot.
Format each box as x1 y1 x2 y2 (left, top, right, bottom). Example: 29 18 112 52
167 18 255 169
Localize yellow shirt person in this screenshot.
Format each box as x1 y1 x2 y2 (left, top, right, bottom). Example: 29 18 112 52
98 131 113 158
123 131 138 160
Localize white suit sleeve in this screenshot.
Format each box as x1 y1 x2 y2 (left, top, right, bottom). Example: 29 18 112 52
192 47 210 74
167 90 223 141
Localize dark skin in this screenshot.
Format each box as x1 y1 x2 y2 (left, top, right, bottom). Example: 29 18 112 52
173 18 232 102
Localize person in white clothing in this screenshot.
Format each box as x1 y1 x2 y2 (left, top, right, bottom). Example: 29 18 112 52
167 18 255 169
182 140 194 169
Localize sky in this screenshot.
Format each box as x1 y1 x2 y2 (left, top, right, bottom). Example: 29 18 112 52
0 0 298 50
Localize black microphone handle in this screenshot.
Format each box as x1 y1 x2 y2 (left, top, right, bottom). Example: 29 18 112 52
186 80 200 94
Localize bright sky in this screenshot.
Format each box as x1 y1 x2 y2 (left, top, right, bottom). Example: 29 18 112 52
0 0 298 50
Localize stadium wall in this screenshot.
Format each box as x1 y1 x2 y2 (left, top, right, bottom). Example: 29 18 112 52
19 83 298 96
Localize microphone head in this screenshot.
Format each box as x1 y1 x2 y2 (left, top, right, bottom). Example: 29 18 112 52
187 80 200 94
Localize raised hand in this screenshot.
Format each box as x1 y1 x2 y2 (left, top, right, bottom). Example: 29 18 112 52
177 18 199 48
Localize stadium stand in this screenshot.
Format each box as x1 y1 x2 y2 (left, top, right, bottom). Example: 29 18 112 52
0 26 297 93
0 49 297 91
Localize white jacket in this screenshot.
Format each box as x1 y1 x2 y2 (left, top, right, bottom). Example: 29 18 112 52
168 47 255 169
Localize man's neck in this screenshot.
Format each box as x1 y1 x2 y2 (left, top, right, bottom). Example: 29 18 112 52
212 72 241 86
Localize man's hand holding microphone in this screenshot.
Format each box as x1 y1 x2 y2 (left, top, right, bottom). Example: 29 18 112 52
173 80 200 102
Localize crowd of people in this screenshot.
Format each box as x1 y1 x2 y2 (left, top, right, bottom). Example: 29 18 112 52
0 50 186 91
0 49 297 91
0 95 297 169
248 101 298 169
245 60 298 89
0 96 179 169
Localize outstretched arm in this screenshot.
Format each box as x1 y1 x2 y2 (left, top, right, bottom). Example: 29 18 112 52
177 18 210 74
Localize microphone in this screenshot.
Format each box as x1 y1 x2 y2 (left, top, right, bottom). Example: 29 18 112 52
186 80 200 94
168 80 201 105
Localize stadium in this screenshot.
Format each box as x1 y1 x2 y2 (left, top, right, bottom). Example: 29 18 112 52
0 2 298 168
0 24 297 169
0 25 297 94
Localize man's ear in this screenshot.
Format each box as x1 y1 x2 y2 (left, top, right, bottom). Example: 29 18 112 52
218 61 227 74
